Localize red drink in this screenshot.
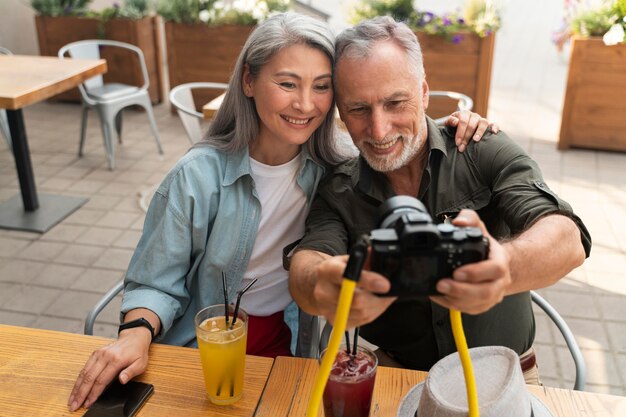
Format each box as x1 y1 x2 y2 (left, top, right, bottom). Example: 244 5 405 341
322 346 378 417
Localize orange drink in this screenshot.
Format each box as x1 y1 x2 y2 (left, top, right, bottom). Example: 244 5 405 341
195 304 248 405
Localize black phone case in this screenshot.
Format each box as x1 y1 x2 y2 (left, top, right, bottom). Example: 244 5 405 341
83 380 154 417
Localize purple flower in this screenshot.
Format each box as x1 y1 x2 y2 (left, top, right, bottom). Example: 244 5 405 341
423 12 434 23
113 2 120 8
457 18 465 24
443 17 452 26
452 34 464 44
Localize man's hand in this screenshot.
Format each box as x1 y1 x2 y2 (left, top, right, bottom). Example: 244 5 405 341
445 110 500 152
430 209 512 314
291 251 397 328
67 328 151 412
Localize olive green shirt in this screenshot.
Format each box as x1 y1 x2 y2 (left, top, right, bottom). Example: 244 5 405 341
298 118 592 370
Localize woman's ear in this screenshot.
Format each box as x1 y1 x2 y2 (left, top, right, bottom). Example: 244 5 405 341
242 64 254 97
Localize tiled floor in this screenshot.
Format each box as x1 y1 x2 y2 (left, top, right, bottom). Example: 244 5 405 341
1 0 626 397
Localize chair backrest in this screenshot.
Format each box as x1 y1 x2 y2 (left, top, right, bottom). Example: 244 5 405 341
429 90 474 126
0 46 12 56
530 290 587 390
85 279 321 359
169 82 228 144
58 40 149 102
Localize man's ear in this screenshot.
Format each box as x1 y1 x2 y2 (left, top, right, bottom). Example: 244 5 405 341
422 79 429 109
242 64 253 97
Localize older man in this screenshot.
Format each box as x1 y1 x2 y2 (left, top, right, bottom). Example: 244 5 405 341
288 17 591 383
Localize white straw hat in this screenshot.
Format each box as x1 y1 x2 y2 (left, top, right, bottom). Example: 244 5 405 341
397 346 554 417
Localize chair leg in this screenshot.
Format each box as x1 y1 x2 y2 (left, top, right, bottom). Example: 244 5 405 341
0 110 11 151
79 106 89 157
115 111 123 144
98 109 116 170
139 96 163 155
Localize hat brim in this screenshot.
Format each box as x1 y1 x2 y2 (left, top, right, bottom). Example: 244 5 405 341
397 382 554 417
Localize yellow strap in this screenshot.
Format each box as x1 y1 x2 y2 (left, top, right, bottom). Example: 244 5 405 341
306 279 357 417
450 309 479 417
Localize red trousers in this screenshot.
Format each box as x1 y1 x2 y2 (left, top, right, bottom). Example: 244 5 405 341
246 310 292 358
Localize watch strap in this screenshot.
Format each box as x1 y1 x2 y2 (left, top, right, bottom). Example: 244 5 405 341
118 318 155 341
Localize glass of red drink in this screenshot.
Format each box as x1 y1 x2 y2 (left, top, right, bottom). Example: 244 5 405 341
321 344 378 417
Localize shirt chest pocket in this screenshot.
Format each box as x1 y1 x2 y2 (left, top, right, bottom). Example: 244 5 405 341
434 186 492 222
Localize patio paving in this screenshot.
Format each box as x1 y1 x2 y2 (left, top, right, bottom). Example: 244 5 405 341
1 0 626 398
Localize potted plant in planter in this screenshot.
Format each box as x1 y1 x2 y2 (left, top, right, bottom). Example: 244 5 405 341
158 0 289 111
350 0 501 118
557 0 626 151
32 0 165 103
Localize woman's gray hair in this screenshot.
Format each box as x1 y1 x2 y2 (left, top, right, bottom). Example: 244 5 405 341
335 16 424 80
196 12 347 166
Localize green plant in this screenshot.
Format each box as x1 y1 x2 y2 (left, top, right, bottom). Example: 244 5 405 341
157 0 289 25
30 0 92 16
564 0 626 45
350 0 500 42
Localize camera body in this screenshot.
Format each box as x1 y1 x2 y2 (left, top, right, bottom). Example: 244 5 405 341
370 196 489 297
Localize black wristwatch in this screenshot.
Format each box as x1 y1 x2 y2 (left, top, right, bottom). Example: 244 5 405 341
118 318 156 341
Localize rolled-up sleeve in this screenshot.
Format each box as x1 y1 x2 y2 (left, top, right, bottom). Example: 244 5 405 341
121 188 193 339
474 135 592 256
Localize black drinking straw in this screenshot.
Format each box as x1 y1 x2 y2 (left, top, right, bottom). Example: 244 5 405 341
352 327 360 356
344 331 351 355
230 278 258 329
221 271 229 325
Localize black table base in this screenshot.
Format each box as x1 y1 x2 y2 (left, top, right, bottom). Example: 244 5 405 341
2 108 89 233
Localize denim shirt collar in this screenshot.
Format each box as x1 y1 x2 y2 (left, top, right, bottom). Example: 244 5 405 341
222 145 325 202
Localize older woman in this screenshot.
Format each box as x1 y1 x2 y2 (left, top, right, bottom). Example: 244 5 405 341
68 12 493 412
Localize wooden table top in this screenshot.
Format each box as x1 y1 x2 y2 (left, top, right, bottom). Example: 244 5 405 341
202 93 225 119
0 55 107 110
256 356 626 417
0 324 273 417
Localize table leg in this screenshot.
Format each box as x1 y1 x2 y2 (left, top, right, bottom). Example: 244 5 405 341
7 109 38 211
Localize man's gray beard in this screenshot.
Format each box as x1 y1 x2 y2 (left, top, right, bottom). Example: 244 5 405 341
359 133 423 173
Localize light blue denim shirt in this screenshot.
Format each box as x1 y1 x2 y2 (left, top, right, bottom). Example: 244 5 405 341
121 144 325 347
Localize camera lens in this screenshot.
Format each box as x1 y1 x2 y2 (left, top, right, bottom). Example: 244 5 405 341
377 196 430 228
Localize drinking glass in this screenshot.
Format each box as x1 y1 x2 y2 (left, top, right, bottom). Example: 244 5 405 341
195 304 248 405
321 344 378 417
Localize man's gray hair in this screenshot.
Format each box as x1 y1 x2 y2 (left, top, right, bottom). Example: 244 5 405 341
197 12 346 166
335 16 425 80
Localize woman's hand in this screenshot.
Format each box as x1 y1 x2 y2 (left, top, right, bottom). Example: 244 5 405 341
445 110 500 152
67 327 151 412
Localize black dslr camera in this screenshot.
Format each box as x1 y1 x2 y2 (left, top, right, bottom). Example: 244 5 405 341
370 196 489 297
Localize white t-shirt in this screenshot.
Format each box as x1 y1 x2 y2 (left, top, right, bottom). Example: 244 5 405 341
239 153 307 316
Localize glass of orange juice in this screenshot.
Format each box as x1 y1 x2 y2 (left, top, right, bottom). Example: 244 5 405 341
195 304 248 405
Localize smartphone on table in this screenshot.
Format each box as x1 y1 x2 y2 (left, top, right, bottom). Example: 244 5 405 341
82 379 154 417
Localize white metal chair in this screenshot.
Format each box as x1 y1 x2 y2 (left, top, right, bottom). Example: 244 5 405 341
169 82 228 144
531 290 587 390
429 90 474 126
0 46 12 150
84 279 321 358
58 39 163 170
318 290 587 390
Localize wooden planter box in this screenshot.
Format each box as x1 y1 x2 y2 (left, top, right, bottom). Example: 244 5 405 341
416 32 495 119
164 22 255 111
559 37 626 151
35 15 164 103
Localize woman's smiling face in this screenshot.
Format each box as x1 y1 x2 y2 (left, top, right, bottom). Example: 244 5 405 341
243 43 333 161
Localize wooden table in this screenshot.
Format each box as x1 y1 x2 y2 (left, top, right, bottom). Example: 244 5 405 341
0 324 273 417
0 55 107 232
3 324 626 417
256 356 626 417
